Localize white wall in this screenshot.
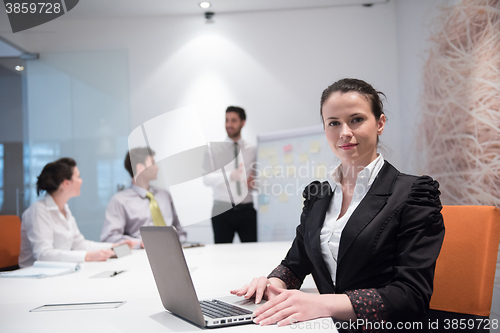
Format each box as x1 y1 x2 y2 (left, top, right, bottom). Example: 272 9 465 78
1 1 405 243
3 1 403 166
128 3 401 164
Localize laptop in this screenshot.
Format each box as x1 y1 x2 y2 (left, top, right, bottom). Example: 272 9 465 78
141 226 256 328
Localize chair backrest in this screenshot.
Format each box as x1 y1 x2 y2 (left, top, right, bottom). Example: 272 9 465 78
430 205 500 316
0 215 22 269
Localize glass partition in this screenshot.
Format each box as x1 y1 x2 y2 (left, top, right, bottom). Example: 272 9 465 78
24 50 130 240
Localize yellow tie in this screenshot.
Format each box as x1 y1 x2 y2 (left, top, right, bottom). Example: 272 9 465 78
145 191 166 226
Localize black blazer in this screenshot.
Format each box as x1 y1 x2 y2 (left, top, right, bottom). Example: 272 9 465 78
272 161 445 324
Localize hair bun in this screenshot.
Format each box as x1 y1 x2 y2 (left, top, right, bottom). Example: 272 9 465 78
36 158 77 196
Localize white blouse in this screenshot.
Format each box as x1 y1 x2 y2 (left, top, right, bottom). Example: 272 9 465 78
19 194 112 267
202 136 257 205
320 154 385 284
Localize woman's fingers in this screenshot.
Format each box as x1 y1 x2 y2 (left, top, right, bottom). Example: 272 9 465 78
230 284 249 296
243 278 259 299
253 285 286 316
254 277 272 303
254 294 296 326
258 306 297 326
85 249 114 261
256 291 328 327
101 249 114 259
230 277 273 303
231 277 288 305
266 283 285 297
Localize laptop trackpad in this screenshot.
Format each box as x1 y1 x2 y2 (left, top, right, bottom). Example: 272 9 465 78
215 295 265 313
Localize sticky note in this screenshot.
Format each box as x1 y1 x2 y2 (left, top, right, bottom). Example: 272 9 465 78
310 141 320 153
262 168 273 178
259 148 268 159
283 144 293 152
260 205 269 214
316 164 327 178
284 153 293 164
279 193 289 203
286 166 296 177
259 195 270 205
299 153 308 162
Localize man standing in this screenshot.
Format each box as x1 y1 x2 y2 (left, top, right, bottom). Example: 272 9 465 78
204 106 257 243
101 147 187 247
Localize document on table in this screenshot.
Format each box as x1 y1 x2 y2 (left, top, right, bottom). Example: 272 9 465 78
0 261 80 278
30 301 126 312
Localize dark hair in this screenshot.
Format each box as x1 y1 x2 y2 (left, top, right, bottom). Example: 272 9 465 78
36 158 77 195
320 78 386 124
226 106 246 121
124 147 155 178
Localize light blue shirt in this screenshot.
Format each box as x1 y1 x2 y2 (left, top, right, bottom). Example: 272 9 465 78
100 184 187 246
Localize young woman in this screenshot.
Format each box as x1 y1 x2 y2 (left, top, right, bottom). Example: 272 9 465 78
231 79 445 331
19 158 136 267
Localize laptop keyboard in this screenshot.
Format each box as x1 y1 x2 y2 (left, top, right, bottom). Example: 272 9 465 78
200 299 253 319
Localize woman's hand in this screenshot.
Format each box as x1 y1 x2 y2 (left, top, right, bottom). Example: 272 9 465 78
85 249 115 262
112 239 138 249
253 285 330 326
254 285 356 326
230 276 285 304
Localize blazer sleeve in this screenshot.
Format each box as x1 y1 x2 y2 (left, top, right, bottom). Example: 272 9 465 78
268 181 320 289
346 175 445 326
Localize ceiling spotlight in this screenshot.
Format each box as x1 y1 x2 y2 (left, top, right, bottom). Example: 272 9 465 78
15 65 24 71
205 12 214 20
199 2 211 9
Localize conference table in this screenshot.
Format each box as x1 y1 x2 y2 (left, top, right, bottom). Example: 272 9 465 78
0 242 338 332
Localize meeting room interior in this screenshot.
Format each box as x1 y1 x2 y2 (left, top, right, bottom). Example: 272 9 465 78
1 0 499 332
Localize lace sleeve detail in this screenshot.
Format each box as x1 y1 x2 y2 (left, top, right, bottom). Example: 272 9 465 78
267 264 302 289
345 288 389 332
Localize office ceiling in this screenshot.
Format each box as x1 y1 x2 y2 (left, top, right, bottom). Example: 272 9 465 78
0 0 389 33
0 0 388 54
66 0 388 19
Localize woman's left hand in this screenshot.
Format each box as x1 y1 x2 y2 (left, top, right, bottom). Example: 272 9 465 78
253 284 330 327
113 239 139 249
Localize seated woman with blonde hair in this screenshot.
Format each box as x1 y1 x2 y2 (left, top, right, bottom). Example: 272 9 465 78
19 158 136 267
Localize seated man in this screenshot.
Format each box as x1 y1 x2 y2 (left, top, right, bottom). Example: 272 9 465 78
101 147 187 247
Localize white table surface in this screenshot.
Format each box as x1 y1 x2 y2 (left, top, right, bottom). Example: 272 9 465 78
0 242 337 333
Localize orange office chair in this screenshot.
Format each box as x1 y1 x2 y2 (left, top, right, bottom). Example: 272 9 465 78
0 215 22 271
428 205 500 331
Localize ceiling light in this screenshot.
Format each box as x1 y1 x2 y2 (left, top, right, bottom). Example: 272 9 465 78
200 2 211 9
15 65 24 71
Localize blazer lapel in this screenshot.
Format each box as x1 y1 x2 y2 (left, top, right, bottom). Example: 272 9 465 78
307 182 335 289
336 162 399 265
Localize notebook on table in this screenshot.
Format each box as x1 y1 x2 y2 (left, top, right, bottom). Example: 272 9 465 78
140 226 255 328
0 261 80 278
